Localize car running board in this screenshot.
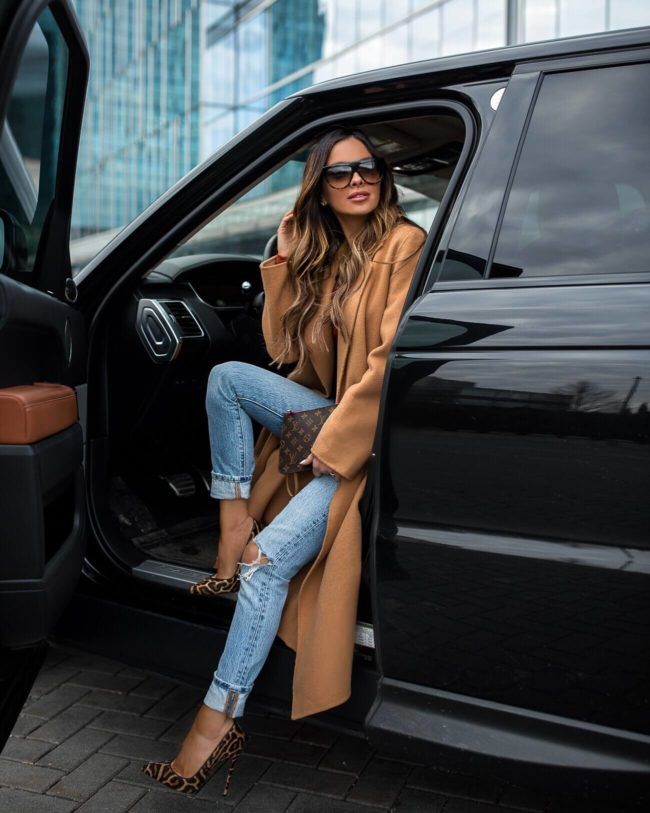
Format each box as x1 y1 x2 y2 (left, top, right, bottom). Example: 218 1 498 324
132 559 375 649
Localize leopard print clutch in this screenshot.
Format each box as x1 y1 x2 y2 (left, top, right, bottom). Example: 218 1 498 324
278 405 336 475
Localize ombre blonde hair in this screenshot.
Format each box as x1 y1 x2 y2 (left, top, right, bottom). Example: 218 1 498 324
272 128 416 371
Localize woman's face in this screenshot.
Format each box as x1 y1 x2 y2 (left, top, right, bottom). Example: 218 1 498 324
320 137 382 221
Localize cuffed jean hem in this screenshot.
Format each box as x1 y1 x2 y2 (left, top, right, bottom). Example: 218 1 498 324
210 472 253 500
203 677 249 718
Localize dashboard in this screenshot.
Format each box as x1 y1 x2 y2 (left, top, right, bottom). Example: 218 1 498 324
134 254 264 364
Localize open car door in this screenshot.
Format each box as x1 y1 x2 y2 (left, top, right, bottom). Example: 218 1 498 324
0 0 88 747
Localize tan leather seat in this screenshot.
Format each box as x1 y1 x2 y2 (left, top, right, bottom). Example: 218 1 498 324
0 383 78 444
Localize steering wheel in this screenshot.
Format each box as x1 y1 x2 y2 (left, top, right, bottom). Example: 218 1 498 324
263 233 278 261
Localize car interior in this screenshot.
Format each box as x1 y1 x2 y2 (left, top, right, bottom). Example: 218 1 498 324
89 111 467 632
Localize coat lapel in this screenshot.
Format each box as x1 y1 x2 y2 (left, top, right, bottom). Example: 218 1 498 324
335 260 376 400
305 268 336 396
308 238 388 400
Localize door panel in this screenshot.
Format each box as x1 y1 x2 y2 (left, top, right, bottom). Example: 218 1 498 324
0 0 88 748
369 51 650 780
368 279 650 789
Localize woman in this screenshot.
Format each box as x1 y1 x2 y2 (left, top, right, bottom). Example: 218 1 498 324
143 128 425 796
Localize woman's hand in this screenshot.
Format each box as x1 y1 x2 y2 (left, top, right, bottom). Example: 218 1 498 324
299 452 339 480
276 210 295 258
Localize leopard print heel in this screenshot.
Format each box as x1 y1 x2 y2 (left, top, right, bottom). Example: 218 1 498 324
190 519 261 597
190 568 240 597
142 720 248 796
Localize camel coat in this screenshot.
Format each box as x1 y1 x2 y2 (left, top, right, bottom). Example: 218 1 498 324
247 222 425 719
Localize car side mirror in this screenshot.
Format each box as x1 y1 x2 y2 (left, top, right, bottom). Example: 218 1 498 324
0 209 27 276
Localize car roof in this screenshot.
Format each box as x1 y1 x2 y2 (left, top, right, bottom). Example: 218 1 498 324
295 26 650 98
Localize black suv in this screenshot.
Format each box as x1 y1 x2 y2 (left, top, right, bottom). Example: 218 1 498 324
1 0 648 806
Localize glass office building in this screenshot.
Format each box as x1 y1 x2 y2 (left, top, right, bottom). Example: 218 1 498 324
70 0 650 262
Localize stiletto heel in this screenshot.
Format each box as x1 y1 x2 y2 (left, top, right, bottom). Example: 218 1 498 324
142 720 248 795
190 519 261 597
223 754 240 796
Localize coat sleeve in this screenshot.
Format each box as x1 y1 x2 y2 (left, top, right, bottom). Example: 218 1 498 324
260 256 298 362
310 229 424 480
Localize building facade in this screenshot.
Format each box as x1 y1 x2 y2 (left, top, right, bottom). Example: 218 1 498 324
70 0 650 259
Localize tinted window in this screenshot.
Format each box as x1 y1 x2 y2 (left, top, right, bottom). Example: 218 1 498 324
490 63 650 279
0 9 68 278
167 113 464 260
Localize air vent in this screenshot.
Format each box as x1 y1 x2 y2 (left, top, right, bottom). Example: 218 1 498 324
162 300 203 338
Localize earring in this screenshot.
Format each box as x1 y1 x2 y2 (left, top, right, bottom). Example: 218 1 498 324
320 199 327 206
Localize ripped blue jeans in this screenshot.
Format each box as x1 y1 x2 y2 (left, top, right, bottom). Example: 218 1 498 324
203 361 338 717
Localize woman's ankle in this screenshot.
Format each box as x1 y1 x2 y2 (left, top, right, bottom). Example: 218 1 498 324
219 496 249 522
171 709 234 776
215 515 255 576
220 510 254 535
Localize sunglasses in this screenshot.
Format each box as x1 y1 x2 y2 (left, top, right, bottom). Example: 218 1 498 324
322 157 383 189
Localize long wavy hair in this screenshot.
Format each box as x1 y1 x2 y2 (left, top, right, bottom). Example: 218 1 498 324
272 127 408 371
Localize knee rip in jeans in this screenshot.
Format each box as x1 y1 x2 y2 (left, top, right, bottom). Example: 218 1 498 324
239 541 270 582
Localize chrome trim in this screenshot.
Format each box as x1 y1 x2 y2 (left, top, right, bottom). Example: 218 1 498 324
159 299 205 338
132 559 376 648
133 559 236 598
135 298 180 363
186 280 216 308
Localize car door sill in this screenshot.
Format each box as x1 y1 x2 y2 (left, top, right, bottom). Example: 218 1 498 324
132 559 376 648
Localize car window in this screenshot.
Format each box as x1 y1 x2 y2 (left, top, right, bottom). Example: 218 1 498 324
0 9 68 279
489 62 650 279
169 113 465 259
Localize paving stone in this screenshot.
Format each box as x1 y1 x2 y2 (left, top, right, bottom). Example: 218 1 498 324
129 788 229 811
287 792 382 812
75 780 146 811
89 710 171 739
31 667 81 695
10 713 43 737
247 733 326 767
48 753 129 802
408 765 503 803
64 653 125 676
116 666 148 680
346 756 410 807
77 689 156 715
66 671 144 693
156 709 196 743
0 758 64 793
392 788 449 812
100 734 176 762
29 704 103 744
261 762 352 797
128 676 177 699
443 799 510 813
25 684 91 719
116 751 269 805
293 723 338 749
0 787 77 812
37 728 114 772
196 754 270 804
318 735 374 774
142 685 203 721
1 647 564 812
0 736 54 764
235 784 296 812
112 760 158 788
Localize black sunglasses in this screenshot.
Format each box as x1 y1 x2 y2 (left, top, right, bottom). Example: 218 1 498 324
322 157 383 189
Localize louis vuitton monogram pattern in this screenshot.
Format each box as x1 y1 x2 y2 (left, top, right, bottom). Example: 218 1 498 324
142 720 248 796
279 405 336 475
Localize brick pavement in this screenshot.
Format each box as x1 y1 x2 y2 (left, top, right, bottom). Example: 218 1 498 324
0 645 579 812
